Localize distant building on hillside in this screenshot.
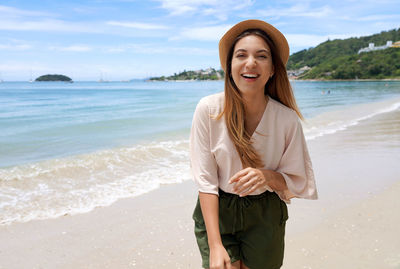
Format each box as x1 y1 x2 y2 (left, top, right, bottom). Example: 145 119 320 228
391 41 400 48
358 40 398 54
287 66 311 79
200 67 215 75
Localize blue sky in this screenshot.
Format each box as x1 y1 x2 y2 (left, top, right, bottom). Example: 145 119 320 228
0 0 399 81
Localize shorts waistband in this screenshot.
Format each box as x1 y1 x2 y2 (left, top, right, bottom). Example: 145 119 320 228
218 188 272 200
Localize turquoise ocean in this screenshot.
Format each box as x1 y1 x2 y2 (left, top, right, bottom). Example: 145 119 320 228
1 80 400 225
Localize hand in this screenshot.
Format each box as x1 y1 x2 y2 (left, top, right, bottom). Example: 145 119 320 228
209 244 232 269
229 167 272 197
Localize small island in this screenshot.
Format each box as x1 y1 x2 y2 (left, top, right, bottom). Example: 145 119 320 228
35 74 73 82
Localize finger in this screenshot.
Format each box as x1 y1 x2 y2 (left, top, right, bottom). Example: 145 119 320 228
239 182 261 197
228 167 251 184
218 260 225 269
233 171 257 191
234 176 256 193
236 169 265 193
210 263 220 269
232 172 255 191
225 259 232 269
229 169 246 182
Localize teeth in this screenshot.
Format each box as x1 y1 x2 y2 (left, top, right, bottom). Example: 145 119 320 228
242 74 258 78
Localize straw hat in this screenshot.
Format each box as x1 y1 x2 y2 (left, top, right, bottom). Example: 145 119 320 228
219 19 289 72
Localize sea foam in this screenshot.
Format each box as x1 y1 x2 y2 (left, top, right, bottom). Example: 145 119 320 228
0 140 191 225
303 97 400 140
1 95 400 225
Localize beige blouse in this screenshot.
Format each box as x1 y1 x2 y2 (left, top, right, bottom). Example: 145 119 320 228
189 92 318 202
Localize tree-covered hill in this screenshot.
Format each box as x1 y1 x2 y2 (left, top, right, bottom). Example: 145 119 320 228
35 74 72 82
301 48 400 79
149 68 224 81
148 29 400 81
287 28 400 79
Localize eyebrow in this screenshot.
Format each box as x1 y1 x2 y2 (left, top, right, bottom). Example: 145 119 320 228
234 48 271 54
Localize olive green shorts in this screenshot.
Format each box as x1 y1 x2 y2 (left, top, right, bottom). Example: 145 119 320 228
192 189 288 269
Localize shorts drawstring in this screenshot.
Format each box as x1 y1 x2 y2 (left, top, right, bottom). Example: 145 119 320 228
225 192 252 234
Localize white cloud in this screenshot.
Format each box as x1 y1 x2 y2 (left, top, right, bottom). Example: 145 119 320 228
106 47 126 53
0 19 101 33
0 43 31 51
354 14 400 22
107 21 169 30
286 33 365 50
158 0 215 15
0 62 49 72
257 4 333 18
156 0 254 19
174 25 231 41
370 21 400 32
286 34 329 48
0 37 33 51
49 45 93 52
0 5 55 18
0 5 100 33
161 3 195 15
104 43 215 55
0 18 170 37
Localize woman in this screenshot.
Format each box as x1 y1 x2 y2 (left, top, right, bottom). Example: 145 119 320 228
190 20 318 269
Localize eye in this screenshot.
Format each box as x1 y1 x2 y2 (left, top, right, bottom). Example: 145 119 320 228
236 53 246 58
258 55 268 59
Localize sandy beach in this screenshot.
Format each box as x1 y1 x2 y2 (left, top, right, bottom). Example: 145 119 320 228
1 108 399 268
283 180 400 269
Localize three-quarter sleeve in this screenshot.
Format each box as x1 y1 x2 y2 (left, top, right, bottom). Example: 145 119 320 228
276 115 318 202
190 98 219 195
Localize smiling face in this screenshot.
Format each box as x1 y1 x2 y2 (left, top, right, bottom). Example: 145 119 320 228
230 34 274 96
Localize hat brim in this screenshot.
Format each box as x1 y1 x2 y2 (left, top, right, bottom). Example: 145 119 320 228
219 19 289 72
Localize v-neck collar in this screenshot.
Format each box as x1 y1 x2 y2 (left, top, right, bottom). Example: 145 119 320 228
250 95 270 139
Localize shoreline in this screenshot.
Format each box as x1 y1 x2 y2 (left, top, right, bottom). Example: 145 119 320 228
1 94 400 226
1 105 399 268
147 78 400 82
1 179 399 268
1 178 399 268
1 78 400 83
290 78 400 82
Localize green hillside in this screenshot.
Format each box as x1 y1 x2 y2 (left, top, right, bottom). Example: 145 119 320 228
148 29 400 81
149 68 224 81
288 28 400 79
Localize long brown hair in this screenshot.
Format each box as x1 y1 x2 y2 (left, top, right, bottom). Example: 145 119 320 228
216 29 303 168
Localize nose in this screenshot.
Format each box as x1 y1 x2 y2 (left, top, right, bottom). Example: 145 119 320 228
245 55 257 68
